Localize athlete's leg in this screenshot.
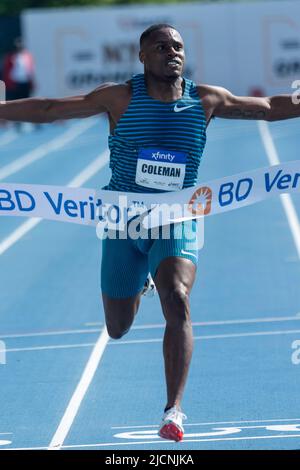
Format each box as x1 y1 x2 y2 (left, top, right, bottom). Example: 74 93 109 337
148 220 199 412
102 292 142 339
101 234 149 339
154 256 196 410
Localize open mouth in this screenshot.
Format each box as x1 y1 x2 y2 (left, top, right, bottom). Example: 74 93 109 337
166 60 181 68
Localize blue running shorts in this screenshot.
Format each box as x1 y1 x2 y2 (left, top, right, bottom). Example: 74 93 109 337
101 219 199 298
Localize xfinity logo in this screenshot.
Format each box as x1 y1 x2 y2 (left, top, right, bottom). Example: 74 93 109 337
151 151 175 162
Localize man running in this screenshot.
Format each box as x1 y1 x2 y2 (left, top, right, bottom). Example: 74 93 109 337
1 24 300 442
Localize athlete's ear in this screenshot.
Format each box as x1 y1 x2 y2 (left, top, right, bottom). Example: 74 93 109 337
139 50 145 64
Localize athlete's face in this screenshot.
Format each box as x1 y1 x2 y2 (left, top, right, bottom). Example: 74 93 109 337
139 28 185 80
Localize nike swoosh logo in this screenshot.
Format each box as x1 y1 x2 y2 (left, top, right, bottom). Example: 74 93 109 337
181 249 198 259
174 104 196 113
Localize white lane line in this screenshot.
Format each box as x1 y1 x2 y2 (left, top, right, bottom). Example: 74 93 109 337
3 446 47 450
5 433 300 449
0 218 40 256
68 152 108 187
59 433 300 448
86 314 300 329
194 328 300 340
0 328 101 339
131 315 300 329
6 418 300 450
0 150 109 256
5 343 94 353
0 125 33 148
108 327 300 345
48 327 109 450
258 121 300 259
1 314 300 339
111 417 300 429
0 130 18 147
3 327 300 354
0 119 96 181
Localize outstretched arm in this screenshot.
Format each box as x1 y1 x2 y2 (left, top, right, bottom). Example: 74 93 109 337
199 85 300 122
0 82 120 123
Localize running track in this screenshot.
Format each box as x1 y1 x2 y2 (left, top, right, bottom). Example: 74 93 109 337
0 115 299 450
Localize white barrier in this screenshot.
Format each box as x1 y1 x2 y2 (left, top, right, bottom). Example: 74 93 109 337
22 1 300 98
0 161 299 230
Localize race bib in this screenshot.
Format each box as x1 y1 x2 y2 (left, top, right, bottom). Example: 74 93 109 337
135 148 187 191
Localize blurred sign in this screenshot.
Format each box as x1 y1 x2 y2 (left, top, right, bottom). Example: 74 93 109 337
22 1 300 98
22 3 232 97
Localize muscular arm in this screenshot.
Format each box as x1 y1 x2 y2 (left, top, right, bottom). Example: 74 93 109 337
199 85 300 122
0 82 123 123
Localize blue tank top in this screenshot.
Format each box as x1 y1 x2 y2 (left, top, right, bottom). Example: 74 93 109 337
105 73 207 193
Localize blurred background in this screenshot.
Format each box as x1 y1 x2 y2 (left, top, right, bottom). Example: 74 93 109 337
1 0 300 101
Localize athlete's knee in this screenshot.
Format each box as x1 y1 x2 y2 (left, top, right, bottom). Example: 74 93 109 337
105 311 134 339
161 284 191 326
106 323 130 340
102 294 140 339
162 283 189 307
105 307 138 339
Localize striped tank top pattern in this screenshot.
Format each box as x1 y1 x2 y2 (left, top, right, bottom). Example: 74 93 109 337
105 73 207 193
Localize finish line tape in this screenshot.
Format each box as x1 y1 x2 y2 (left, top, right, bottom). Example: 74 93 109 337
0 160 299 229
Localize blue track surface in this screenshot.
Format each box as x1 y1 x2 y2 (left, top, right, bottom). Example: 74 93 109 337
0 117 300 450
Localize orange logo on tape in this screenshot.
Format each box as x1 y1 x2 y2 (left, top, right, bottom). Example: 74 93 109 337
188 186 212 215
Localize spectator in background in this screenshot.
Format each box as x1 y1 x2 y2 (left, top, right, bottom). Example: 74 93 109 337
3 37 35 129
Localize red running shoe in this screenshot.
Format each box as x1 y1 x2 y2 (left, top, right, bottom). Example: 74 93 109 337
158 407 186 442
